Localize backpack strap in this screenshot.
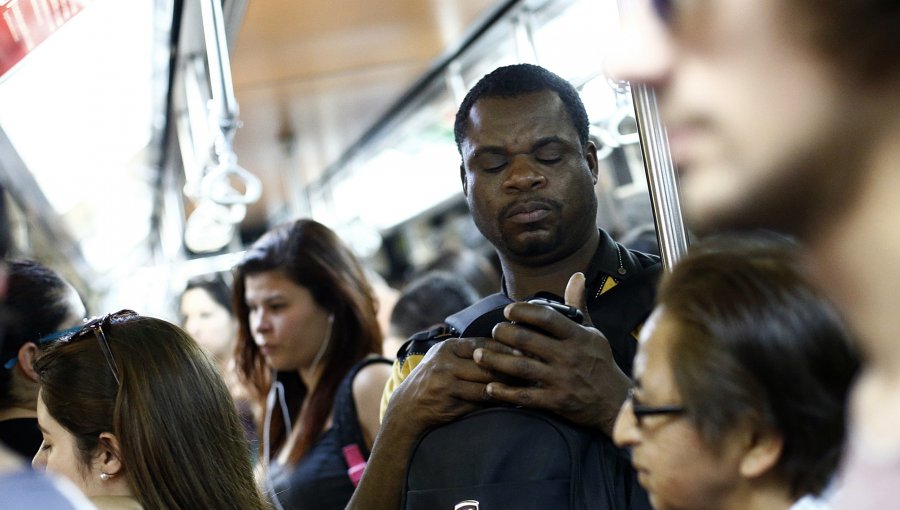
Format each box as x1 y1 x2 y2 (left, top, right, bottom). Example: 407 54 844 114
333 356 392 487
445 292 513 338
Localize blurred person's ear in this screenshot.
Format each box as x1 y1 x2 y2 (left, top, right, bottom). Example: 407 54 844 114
738 426 784 479
16 342 41 382
96 432 124 478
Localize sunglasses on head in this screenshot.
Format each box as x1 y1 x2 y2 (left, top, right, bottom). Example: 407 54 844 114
63 310 139 386
5 310 140 383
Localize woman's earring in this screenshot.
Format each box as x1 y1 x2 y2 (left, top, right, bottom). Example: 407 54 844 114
100 472 110 481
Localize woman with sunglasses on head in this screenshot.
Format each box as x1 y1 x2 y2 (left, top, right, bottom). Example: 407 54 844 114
613 235 860 510
233 218 390 510
0 259 86 458
31 310 268 510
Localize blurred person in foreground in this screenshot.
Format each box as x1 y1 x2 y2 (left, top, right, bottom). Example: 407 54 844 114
233 218 390 510
0 260 85 457
608 1 900 505
31 310 267 509
614 236 859 510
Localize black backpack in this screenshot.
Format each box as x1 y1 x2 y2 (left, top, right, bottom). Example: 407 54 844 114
400 275 658 510
402 406 620 510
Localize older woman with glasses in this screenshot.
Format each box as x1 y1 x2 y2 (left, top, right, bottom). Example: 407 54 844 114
31 310 268 510
613 236 859 510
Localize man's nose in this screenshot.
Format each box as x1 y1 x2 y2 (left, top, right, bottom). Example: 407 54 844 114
503 157 547 192
604 0 675 87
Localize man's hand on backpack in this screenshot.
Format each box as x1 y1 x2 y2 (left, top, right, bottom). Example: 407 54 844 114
471 272 631 437
384 335 520 436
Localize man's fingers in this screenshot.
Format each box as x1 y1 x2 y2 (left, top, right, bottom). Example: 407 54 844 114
474 347 550 382
451 380 493 403
450 336 520 358
485 381 547 409
565 272 594 328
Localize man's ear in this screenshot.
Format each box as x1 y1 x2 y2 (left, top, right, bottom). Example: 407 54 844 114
96 432 124 478
460 163 469 196
584 140 599 185
738 427 783 479
17 342 41 382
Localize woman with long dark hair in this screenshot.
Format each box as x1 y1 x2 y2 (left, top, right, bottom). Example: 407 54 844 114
233 218 390 510
32 311 268 509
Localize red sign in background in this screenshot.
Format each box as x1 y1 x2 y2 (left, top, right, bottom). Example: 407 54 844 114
1 0 91 78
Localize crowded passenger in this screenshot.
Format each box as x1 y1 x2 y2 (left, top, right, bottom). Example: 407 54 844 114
420 246 500 299
349 63 660 510
614 236 859 510
31 310 266 509
0 198 96 509
180 272 238 373
608 1 900 505
0 259 86 458
232 218 390 510
388 270 479 344
180 272 258 450
385 269 479 357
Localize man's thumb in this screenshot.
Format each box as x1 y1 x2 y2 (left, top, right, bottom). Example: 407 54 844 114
564 272 593 328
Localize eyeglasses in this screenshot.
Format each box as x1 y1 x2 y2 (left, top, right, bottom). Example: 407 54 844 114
61 310 139 386
626 387 686 427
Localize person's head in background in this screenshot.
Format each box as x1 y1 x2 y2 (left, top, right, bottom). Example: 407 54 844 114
232 218 383 462
386 270 479 356
0 260 85 457
608 1 900 242
421 247 499 298
613 235 859 510
31 311 266 509
180 272 237 370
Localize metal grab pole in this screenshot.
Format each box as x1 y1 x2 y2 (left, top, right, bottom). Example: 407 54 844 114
199 0 239 138
631 83 689 272
195 0 261 207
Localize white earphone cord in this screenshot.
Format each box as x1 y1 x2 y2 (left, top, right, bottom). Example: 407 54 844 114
262 314 333 510
263 377 291 510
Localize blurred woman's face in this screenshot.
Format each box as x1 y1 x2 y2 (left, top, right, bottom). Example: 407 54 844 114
181 288 237 363
33 392 98 496
244 270 331 378
613 308 746 510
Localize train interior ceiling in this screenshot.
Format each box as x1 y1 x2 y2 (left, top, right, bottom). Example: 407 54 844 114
0 0 662 320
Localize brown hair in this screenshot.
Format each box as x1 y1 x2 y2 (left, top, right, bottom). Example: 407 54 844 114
233 219 383 464
657 235 859 498
791 0 900 82
34 312 268 510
